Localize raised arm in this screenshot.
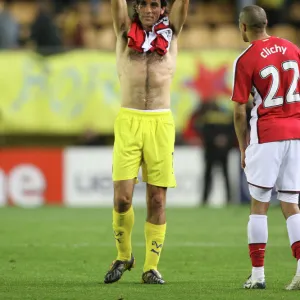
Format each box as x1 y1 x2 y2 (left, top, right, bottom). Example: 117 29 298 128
169 0 189 36
111 0 130 36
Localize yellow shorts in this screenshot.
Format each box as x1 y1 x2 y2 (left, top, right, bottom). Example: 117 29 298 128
113 107 176 188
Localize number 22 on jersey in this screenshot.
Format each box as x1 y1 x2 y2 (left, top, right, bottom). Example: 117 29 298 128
260 61 300 108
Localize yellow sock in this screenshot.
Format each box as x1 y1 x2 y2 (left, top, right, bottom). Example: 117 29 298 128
112 206 134 261
143 222 166 272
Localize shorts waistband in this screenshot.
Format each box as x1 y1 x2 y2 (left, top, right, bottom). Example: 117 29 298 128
119 107 172 117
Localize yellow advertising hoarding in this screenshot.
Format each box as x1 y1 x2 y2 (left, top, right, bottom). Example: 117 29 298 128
0 50 239 134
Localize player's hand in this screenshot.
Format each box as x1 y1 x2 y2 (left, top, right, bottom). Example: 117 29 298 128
241 150 246 169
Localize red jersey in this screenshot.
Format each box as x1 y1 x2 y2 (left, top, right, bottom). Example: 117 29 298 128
231 36 300 144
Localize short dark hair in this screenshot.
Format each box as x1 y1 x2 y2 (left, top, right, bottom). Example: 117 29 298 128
240 5 267 33
132 0 169 21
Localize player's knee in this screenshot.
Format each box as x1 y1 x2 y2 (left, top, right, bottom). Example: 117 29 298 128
114 193 132 212
279 193 300 219
149 193 166 211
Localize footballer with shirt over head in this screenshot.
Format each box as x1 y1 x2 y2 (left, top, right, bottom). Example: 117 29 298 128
103 0 189 285
231 5 300 290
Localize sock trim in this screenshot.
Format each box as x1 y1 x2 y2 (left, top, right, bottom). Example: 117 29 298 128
114 205 133 216
249 214 268 219
145 222 166 228
287 213 300 222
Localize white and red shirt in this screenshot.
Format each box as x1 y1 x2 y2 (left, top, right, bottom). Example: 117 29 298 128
231 36 300 144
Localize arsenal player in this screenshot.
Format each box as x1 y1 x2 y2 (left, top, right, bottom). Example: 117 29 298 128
232 5 300 290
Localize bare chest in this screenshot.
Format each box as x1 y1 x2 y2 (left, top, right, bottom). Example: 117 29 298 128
118 50 175 86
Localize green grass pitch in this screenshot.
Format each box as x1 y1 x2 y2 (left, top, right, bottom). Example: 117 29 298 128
0 206 299 300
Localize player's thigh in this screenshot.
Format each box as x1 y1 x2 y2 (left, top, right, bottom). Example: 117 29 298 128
142 116 176 187
276 140 300 192
245 142 284 188
113 114 142 181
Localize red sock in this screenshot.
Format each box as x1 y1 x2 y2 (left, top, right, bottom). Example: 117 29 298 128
291 241 300 260
249 243 266 267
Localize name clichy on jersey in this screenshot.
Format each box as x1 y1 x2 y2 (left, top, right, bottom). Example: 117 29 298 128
260 44 287 58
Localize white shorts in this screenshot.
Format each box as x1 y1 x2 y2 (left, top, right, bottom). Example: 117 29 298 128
245 140 300 192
